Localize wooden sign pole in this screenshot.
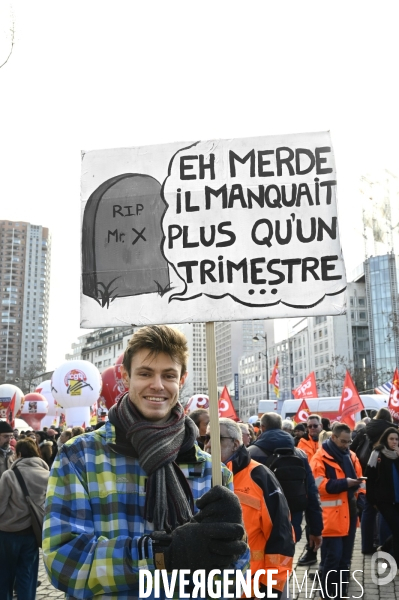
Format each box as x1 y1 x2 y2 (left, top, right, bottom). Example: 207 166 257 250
205 321 222 486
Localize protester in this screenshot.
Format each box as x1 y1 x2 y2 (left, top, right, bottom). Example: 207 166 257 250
352 407 396 554
238 422 251 447
293 423 306 446
366 426 399 564
321 418 331 432
296 414 323 565
297 414 323 462
205 417 294 599
310 423 365 599
281 419 294 435
43 325 249 599
248 412 323 546
71 425 85 438
247 422 256 444
0 438 49 600
0 421 15 477
45 428 59 463
56 428 73 449
352 421 366 440
187 407 209 449
13 428 19 441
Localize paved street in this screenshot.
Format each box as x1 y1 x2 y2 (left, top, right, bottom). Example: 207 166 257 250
34 526 399 599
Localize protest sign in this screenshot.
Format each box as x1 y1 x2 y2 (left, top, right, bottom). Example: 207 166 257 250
81 132 346 327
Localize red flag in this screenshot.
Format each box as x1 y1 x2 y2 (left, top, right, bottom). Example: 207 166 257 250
269 358 280 398
337 371 364 429
293 399 311 424
218 386 239 421
387 369 399 423
292 372 318 399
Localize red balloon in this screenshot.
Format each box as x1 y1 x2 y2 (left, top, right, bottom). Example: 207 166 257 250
100 366 128 410
21 392 48 430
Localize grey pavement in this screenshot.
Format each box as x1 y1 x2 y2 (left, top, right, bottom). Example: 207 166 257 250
34 526 399 599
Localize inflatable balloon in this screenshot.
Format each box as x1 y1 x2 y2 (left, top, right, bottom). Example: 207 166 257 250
35 380 62 428
0 384 24 427
100 365 128 410
51 360 102 427
185 394 209 414
115 352 124 366
20 392 48 430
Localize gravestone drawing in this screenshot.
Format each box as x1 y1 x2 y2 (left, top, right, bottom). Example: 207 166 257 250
82 173 170 306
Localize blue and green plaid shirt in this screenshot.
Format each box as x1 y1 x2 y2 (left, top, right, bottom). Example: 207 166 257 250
43 421 249 599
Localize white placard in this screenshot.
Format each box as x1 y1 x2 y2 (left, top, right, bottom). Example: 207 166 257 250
81 132 346 327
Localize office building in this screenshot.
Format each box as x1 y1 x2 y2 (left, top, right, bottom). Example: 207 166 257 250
0 220 51 382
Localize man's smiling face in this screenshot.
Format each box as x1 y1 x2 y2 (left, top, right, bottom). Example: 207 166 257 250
123 349 187 423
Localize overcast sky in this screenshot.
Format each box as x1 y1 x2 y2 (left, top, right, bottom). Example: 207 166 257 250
1 1 398 370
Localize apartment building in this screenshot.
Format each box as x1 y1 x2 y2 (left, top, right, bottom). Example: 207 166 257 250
0 220 51 382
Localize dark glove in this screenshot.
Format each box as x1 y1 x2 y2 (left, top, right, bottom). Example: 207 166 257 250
152 521 247 572
193 485 243 524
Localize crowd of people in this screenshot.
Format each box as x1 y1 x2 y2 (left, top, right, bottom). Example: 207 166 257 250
0 325 398 600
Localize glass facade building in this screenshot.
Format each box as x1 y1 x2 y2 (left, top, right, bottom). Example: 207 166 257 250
365 253 399 380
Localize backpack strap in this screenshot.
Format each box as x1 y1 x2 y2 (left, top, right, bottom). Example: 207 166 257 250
13 466 31 499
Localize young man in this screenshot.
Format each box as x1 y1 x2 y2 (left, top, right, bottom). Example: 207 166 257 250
310 423 365 599
43 326 249 599
205 418 295 600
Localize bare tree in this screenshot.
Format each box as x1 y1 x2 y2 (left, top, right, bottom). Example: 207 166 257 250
317 355 392 396
20 362 43 394
0 7 14 70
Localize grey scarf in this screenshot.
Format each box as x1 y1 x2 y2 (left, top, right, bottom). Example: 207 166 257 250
108 393 197 532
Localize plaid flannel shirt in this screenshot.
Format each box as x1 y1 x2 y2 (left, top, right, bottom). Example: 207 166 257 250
43 421 249 599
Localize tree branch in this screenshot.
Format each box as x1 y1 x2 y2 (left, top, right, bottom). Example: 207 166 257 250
0 14 14 70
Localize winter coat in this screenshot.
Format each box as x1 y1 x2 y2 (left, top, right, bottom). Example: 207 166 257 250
0 456 49 532
297 434 319 461
248 429 323 536
0 447 15 477
366 451 399 505
365 418 397 447
310 446 364 537
227 443 294 594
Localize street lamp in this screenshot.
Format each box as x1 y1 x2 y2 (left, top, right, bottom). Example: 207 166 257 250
253 333 269 400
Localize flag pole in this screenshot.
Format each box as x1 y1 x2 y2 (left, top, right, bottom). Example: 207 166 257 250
206 321 222 486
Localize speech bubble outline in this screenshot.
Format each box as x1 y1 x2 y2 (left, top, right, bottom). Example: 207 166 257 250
161 135 347 309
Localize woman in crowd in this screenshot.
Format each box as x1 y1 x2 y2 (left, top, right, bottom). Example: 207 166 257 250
0 438 50 600
366 427 399 564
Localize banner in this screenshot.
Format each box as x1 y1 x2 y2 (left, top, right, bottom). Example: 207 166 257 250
81 132 346 327
292 372 318 399
293 399 311 423
337 371 364 429
0 393 16 427
269 359 280 398
387 369 399 422
218 386 239 421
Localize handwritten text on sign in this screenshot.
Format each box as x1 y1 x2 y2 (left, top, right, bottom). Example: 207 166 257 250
163 133 345 308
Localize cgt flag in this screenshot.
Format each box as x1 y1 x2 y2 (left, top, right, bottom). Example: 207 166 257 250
218 386 239 421
292 372 318 399
269 359 280 398
387 369 399 423
337 371 364 429
293 399 311 424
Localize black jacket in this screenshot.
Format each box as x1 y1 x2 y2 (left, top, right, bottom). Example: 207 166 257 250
365 418 397 447
365 451 399 505
248 429 323 536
